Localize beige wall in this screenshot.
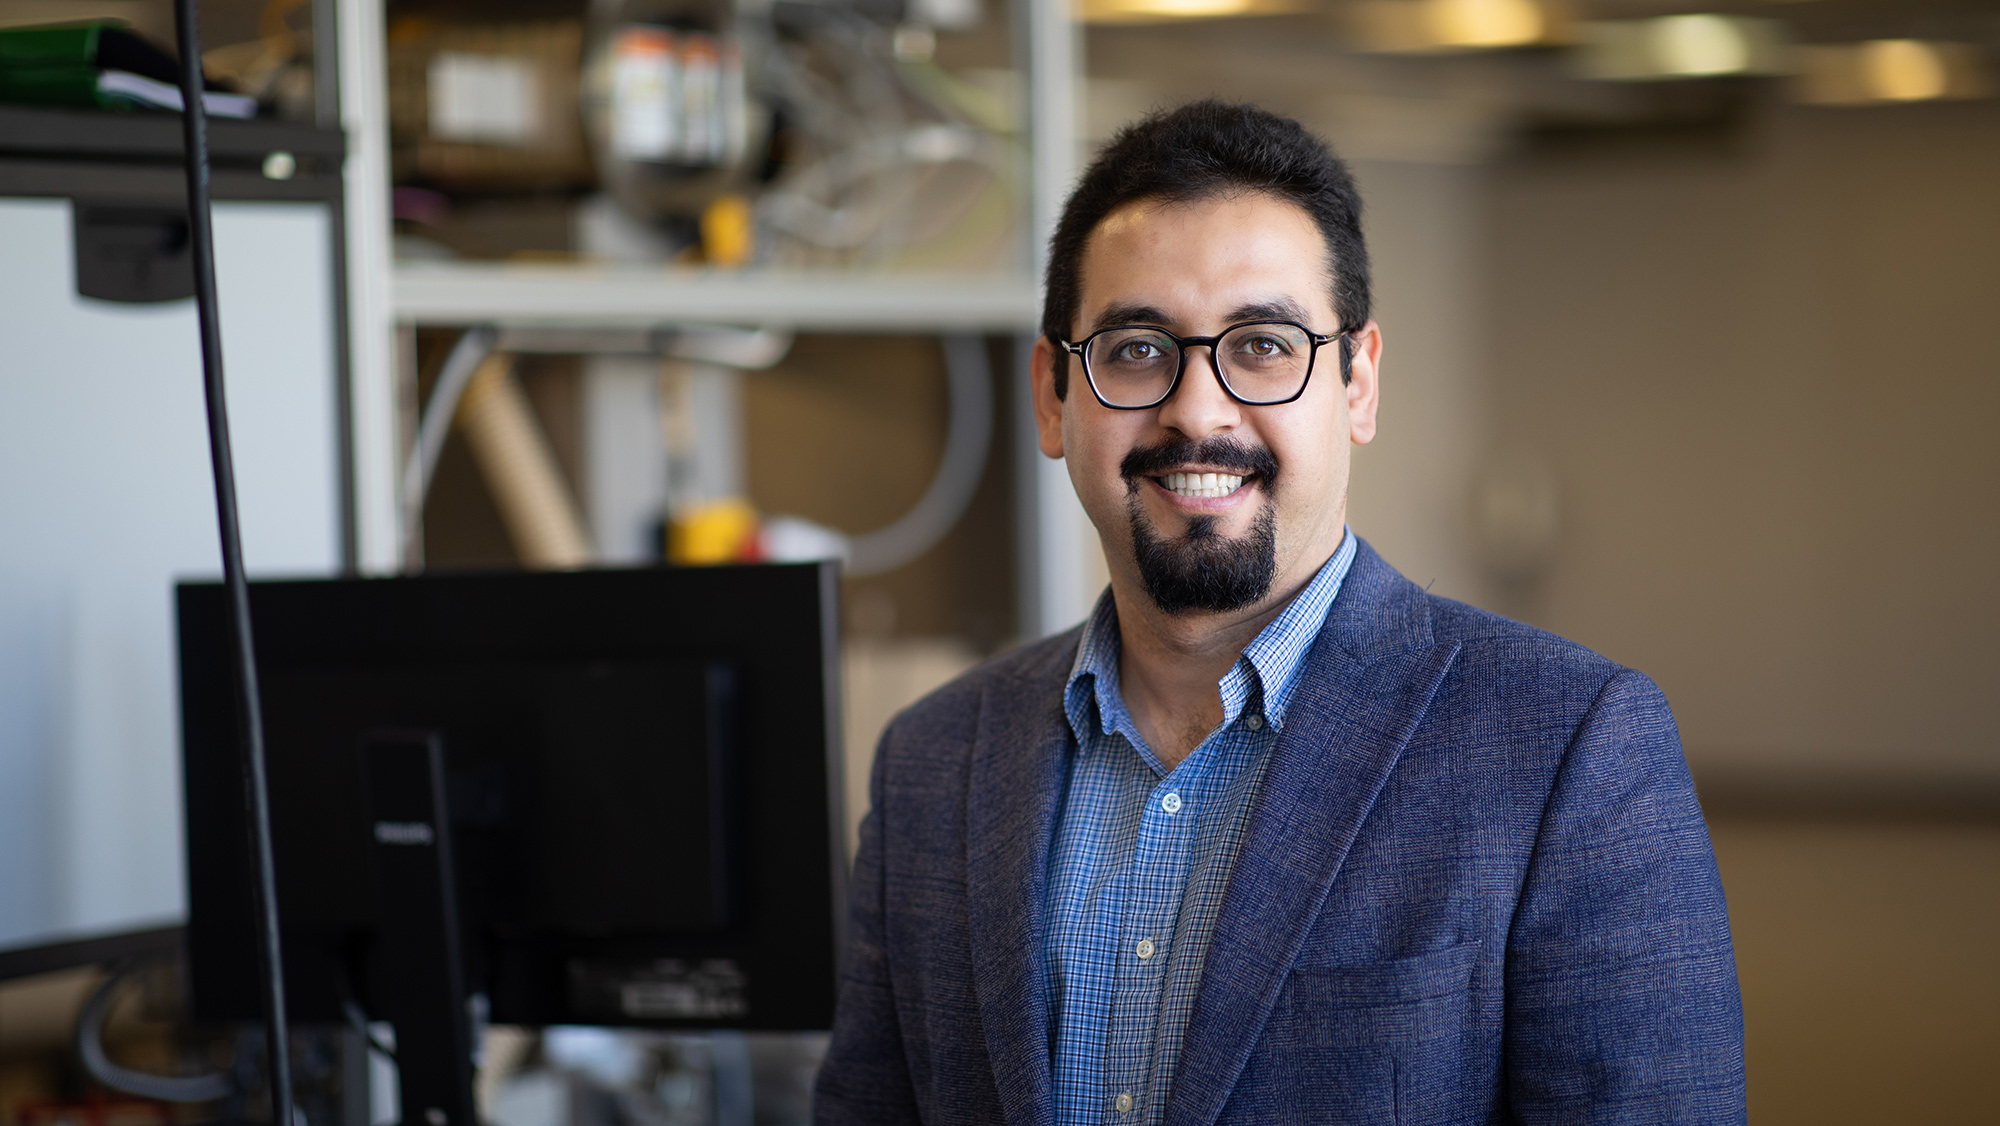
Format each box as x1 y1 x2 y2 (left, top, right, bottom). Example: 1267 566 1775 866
1478 103 2000 1119
1486 100 2000 782
1345 158 1495 608
1710 817 2000 1123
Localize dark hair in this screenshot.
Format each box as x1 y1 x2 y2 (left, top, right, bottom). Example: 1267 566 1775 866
1041 100 1370 397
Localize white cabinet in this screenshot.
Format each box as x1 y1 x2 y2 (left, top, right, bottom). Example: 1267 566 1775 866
0 195 343 951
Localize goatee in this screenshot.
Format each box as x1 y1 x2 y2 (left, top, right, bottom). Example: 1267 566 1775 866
1121 436 1280 615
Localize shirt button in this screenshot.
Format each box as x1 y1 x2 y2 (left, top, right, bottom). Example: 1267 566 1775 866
1135 938 1156 960
1161 792 1182 814
1246 713 1264 730
1115 1092 1134 1114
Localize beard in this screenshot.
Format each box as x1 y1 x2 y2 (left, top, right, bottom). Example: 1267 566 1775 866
1121 435 1280 615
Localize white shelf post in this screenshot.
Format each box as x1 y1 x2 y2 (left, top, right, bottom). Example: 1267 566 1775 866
338 0 401 574
1018 0 1102 638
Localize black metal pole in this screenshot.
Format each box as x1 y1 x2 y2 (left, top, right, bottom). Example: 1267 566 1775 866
169 5 297 1125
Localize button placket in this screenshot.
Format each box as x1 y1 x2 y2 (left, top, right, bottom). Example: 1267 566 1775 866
1049 635 1312 1126
1105 776 1194 1124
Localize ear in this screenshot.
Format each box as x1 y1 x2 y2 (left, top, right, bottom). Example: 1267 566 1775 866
1344 320 1382 446
1030 335 1067 459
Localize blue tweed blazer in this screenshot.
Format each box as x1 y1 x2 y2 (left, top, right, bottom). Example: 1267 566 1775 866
815 540 1746 1125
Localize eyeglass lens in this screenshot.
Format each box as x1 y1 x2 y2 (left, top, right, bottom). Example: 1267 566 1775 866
1086 322 1314 407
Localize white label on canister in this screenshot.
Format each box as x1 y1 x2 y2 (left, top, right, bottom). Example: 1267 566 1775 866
611 26 678 160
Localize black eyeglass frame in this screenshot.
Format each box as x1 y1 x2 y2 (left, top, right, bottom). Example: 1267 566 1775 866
1058 320 1349 411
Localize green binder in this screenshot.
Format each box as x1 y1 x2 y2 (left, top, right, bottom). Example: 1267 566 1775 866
0 19 254 116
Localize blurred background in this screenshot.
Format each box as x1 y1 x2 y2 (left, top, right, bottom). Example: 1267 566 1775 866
2 0 1996 1122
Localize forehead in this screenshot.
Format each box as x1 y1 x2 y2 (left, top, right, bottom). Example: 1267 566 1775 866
1075 192 1335 331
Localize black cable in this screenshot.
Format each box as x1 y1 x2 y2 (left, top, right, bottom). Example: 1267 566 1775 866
169 5 297 1126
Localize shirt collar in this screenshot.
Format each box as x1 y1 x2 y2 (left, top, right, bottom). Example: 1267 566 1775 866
1063 585 1130 748
1063 528 1358 751
1228 527 1356 730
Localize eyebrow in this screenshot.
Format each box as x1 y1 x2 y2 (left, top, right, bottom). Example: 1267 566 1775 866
1090 303 1171 332
1226 298 1312 324
1087 296 1317 334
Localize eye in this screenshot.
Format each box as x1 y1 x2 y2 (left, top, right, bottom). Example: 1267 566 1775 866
1107 337 1174 363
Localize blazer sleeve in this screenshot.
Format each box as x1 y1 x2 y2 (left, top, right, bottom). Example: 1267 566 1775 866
1503 669 1747 1125
813 725 922 1126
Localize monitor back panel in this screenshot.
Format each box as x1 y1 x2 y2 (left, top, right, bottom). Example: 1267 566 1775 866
180 563 842 1031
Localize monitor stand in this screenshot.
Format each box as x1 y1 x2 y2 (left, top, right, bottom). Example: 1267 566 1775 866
363 732 478 1126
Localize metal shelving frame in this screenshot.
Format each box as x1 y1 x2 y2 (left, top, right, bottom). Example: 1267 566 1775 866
336 0 1096 633
393 264 1040 331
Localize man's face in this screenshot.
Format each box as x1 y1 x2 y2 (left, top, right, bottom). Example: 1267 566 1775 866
1032 191 1381 618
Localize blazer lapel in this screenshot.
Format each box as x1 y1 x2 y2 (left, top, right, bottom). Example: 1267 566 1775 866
964 643 1075 1126
1164 544 1460 1126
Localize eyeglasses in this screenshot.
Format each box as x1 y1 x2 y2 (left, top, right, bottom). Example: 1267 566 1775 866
1060 320 1345 411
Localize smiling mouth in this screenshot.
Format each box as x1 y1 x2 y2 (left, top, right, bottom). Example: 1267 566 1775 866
1158 471 1250 499
1122 435 1278 502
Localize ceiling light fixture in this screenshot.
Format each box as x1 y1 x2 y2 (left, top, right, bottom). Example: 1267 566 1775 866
1577 14 1787 81
1794 39 1990 105
1653 14 1748 77
1079 0 1296 25
1352 0 1554 53
1425 0 1543 49
1864 39 1948 101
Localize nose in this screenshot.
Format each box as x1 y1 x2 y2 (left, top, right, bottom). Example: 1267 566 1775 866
1153 343 1241 440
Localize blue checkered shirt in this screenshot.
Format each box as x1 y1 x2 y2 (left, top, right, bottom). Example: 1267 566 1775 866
1043 530 1358 1126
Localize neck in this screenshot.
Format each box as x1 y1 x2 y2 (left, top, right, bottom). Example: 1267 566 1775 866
1109 525 1343 769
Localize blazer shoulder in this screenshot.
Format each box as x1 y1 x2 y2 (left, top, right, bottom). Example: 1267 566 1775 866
879 625 1080 751
1335 539 1652 714
1422 592 1626 685
1411 591 1682 747
1397 594 1691 830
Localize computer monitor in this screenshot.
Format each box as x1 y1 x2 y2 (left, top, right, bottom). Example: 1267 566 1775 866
178 564 844 1053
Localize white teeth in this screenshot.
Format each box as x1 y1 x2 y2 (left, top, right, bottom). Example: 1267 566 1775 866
1163 471 1245 498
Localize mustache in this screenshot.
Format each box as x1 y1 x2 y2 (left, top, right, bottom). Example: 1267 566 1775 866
1120 435 1279 487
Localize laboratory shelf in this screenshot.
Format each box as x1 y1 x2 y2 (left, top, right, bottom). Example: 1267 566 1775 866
392 262 1042 332
0 105 343 165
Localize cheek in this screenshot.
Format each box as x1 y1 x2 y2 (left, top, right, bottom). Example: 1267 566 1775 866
1069 411 1131 467
1060 411 1096 475
1278 401 1350 481
1062 416 1128 505
1270 431 1348 510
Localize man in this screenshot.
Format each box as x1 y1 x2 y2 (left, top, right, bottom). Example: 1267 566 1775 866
815 101 1744 1125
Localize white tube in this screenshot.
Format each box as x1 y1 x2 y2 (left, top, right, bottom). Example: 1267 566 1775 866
845 334 992 576
400 325 497 567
